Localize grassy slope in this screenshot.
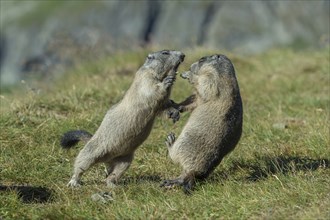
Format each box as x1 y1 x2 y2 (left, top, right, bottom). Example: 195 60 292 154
0 48 329 219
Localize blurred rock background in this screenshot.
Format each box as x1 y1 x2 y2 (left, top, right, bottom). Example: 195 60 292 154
0 0 329 87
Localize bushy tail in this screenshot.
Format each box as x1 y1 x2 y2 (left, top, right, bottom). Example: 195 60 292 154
60 130 93 149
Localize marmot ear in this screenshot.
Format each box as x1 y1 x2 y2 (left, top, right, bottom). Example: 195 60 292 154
199 56 207 63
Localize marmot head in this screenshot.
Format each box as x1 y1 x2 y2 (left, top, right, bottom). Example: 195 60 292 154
181 54 238 101
142 50 185 81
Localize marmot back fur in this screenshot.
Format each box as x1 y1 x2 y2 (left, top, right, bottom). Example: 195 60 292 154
162 54 243 193
62 50 185 187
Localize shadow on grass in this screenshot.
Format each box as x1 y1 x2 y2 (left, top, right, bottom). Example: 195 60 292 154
122 175 162 185
0 185 55 203
213 155 329 182
250 156 328 181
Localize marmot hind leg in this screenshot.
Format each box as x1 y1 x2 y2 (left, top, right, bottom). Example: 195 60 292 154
162 133 195 193
105 154 134 187
67 151 98 187
160 172 195 194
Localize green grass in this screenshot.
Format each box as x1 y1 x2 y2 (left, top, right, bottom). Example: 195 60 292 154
0 48 329 219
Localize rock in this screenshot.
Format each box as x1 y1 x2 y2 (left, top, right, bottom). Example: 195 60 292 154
273 118 306 130
272 123 288 130
91 191 114 204
0 0 329 86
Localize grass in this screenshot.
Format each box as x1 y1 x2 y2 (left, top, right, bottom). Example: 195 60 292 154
0 47 329 219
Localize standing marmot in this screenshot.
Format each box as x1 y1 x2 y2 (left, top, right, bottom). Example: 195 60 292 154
61 50 185 187
161 54 243 193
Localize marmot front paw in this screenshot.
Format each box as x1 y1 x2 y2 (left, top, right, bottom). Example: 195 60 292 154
167 107 180 123
163 75 176 88
165 132 176 148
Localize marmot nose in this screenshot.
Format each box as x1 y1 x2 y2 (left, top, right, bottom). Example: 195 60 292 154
179 54 185 62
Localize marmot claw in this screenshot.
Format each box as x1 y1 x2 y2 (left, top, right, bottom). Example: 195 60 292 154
163 75 176 87
165 132 176 148
167 107 180 123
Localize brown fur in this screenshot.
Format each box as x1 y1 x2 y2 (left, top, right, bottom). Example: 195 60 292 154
162 54 243 193
64 50 185 187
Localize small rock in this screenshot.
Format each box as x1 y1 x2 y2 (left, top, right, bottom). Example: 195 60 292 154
272 123 288 130
285 118 306 126
91 191 114 204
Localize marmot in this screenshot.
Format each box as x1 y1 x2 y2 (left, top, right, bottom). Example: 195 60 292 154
161 54 243 193
61 50 185 187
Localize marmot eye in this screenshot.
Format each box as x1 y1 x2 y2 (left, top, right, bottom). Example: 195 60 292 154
162 50 170 55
